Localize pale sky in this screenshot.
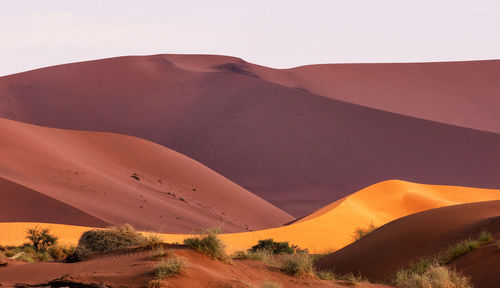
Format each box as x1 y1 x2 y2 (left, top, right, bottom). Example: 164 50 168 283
1 0 500 76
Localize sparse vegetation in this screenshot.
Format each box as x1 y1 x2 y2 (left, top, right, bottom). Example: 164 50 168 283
353 222 378 242
183 227 228 261
155 255 187 279
233 249 274 264
143 234 164 250
339 272 367 286
315 269 337 280
131 173 140 180
150 247 173 261
394 263 472 288
261 280 282 288
280 253 313 276
26 226 58 252
478 231 492 244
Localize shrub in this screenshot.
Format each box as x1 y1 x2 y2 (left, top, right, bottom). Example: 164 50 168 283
18 253 34 263
353 222 377 241
183 228 227 261
155 256 187 279
249 239 294 255
280 253 313 276
131 173 140 180
26 226 58 252
48 245 75 260
394 263 472 288
77 224 145 254
261 280 282 288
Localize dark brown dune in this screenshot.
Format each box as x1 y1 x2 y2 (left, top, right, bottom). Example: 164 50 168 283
315 200 500 287
2 55 500 216
0 117 292 232
0 177 109 227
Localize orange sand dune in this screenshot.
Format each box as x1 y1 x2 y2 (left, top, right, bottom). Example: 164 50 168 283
0 117 292 233
2 180 498 254
315 200 500 288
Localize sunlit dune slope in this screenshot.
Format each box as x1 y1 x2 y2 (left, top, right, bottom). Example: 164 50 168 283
2 180 498 254
3 55 500 216
315 200 500 288
0 117 292 233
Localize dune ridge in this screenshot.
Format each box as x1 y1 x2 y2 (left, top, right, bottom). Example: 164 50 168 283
2 55 500 216
0 117 292 233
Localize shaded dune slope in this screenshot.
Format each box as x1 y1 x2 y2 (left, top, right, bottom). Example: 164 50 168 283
0 117 292 232
251 60 500 134
315 200 500 287
2 55 500 215
0 177 109 227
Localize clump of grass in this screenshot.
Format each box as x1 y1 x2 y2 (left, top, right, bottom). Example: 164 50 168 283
261 280 282 288
155 255 187 279
147 279 169 288
131 173 140 180
48 245 75 260
394 263 472 288
353 222 378 242
478 231 492 244
249 239 294 255
338 272 368 286
143 234 163 250
150 247 173 261
233 249 274 264
438 239 480 264
280 253 313 276
315 269 336 280
183 228 228 261
18 253 34 263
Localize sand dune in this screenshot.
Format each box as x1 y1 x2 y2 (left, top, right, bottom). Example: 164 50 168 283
2 180 498 255
2 55 500 216
315 200 500 287
0 117 292 233
0 245 391 288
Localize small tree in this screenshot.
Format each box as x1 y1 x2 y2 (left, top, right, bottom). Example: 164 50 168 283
26 226 58 252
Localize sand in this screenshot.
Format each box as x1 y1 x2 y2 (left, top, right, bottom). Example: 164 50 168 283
315 200 500 288
0 117 292 233
2 55 500 216
2 180 499 254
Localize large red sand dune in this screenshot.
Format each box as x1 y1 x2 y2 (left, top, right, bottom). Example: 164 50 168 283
0 117 292 232
315 200 500 287
2 55 500 215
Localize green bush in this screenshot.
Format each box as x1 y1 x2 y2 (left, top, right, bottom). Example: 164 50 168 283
26 226 58 252
353 222 378 241
143 234 163 250
155 256 186 279
394 263 472 288
183 228 227 261
280 253 313 276
249 239 294 255
438 239 480 264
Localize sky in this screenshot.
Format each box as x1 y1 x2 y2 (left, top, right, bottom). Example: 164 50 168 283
1 0 500 76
